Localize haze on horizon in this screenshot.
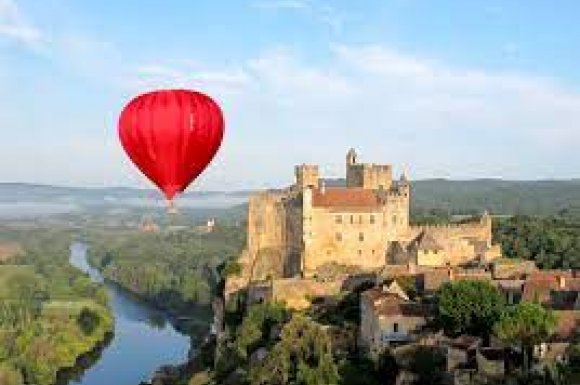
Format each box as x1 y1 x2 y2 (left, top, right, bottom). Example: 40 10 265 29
1 0 580 191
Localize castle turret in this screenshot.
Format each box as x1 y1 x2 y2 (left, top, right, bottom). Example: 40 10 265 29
295 164 319 189
346 148 392 190
346 148 357 166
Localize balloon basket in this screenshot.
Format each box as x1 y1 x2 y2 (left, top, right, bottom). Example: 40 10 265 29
167 200 178 215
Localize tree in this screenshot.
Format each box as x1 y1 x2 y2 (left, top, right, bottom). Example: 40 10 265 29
436 280 506 339
235 302 287 360
494 302 557 373
408 346 446 385
77 307 101 336
250 315 340 385
377 349 399 385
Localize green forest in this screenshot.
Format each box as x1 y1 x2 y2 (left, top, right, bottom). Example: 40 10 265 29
0 226 113 385
411 179 580 216
493 215 580 269
86 224 245 318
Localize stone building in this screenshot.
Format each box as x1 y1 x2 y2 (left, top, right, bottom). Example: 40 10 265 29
228 149 502 295
360 281 430 354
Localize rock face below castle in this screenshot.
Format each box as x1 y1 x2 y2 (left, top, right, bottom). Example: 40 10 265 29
232 149 501 286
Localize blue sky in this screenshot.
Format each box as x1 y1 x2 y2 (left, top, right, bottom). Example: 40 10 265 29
1 0 580 190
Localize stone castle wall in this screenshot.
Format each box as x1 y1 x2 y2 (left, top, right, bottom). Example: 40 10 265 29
230 150 501 296
246 191 287 280
272 277 344 309
408 217 492 244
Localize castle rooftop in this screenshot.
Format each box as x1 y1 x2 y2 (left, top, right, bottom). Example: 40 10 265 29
311 187 382 208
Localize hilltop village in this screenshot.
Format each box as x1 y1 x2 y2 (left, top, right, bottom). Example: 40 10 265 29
217 150 580 384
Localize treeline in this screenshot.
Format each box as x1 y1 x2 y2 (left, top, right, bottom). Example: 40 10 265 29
0 226 113 385
493 215 580 269
411 179 580 216
87 224 245 316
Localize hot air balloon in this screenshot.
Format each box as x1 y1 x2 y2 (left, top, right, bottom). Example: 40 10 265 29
118 89 224 209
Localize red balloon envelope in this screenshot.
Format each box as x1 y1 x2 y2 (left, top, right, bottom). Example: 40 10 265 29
118 89 224 201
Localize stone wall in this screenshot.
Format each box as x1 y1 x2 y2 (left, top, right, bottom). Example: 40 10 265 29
347 164 393 190
301 185 410 275
408 215 492 245
271 277 343 309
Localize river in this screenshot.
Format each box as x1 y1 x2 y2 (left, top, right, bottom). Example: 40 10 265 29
67 242 191 385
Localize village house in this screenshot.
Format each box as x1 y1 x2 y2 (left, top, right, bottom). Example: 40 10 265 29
360 280 431 355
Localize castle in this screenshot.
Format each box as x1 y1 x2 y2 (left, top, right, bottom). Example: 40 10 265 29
232 149 501 286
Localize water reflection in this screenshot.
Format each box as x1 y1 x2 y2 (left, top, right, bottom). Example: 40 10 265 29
66 242 190 385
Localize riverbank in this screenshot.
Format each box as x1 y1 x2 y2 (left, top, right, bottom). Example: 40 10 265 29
55 330 114 385
0 227 116 385
86 265 214 385
67 242 191 385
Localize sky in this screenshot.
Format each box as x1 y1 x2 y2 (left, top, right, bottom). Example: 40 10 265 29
1 0 580 191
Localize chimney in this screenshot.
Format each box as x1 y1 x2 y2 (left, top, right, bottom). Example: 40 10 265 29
559 275 566 289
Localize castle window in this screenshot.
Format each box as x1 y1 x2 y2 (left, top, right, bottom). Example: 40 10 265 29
359 232 364 242
335 215 342 224
350 215 354 224
359 215 363 224
372 249 375 255
336 232 342 242
393 323 399 333
358 250 362 256
370 215 375 224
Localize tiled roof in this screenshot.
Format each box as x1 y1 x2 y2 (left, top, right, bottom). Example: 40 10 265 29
423 268 452 291
450 335 482 350
311 187 381 208
496 280 525 290
522 273 580 307
553 310 580 341
362 287 431 318
522 279 558 304
528 271 574 281
416 232 444 251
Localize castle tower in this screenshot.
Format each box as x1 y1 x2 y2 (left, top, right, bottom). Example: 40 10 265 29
346 148 392 190
346 148 357 166
398 171 410 194
295 164 319 189
346 148 359 188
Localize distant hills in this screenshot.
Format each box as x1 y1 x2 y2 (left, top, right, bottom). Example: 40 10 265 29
1 179 580 217
326 178 580 216
411 179 580 216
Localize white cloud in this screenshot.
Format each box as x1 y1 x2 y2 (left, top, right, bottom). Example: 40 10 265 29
3 16 580 189
126 44 580 188
0 0 42 47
